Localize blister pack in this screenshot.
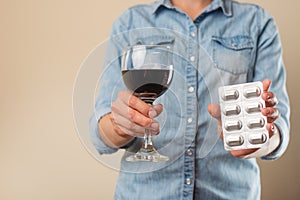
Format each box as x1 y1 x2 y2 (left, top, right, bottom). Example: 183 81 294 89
218 81 269 151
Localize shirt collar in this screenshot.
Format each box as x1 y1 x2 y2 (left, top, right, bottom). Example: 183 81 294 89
152 0 232 17
152 0 173 13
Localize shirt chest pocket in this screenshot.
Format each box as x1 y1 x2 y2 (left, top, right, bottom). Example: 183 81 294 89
211 35 254 75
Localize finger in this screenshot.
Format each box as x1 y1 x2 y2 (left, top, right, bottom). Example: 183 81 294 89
262 78 272 92
148 104 163 118
266 123 276 138
266 95 278 107
112 122 144 137
117 113 160 134
207 104 221 121
110 113 160 137
109 114 140 137
111 98 130 118
110 97 127 115
217 125 224 140
118 90 150 116
116 122 159 137
262 92 278 107
111 113 146 134
208 104 223 139
111 97 152 127
230 148 258 158
112 111 160 134
261 107 280 123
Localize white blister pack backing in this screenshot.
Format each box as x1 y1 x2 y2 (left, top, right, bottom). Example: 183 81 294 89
218 81 269 151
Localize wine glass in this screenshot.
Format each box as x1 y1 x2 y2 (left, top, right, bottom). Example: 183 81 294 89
121 44 174 162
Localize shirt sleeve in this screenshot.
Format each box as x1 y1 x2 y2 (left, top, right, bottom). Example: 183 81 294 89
251 8 290 160
89 12 131 155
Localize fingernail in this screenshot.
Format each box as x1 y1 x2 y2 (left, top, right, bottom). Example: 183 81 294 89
150 122 159 131
267 97 278 105
148 108 157 118
271 125 275 132
263 93 270 100
150 130 160 135
270 109 279 118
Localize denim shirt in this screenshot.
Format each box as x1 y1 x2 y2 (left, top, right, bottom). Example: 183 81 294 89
89 0 290 199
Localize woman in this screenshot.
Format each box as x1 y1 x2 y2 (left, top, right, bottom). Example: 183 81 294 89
90 0 290 199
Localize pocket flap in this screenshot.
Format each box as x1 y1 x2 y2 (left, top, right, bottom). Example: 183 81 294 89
212 35 254 50
135 35 175 46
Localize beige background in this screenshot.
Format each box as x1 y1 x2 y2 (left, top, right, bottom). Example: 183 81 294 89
0 0 299 199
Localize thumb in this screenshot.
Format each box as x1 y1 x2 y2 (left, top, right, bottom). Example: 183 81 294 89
208 104 221 121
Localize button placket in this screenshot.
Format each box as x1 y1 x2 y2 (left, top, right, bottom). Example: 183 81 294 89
183 23 198 199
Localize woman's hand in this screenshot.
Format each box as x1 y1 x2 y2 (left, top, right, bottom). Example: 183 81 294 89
208 79 280 158
110 90 163 137
98 90 163 148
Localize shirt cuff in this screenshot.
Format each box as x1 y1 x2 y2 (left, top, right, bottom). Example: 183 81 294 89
89 108 118 155
261 116 290 160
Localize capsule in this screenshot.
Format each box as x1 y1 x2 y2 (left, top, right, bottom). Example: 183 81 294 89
245 102 263 114
223 105 241 116
226 135 244 147
247 118 265 129
225 120 243 131
222 89 239 101
248 133 267 144
244 87 261 98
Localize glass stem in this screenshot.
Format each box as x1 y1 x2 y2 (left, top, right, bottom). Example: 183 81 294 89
141 102 155 152
143 129 153 150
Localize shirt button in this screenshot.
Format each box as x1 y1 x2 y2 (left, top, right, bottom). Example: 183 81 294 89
186 178 191 185
186 149 193 156
187 117 193 123
188 86 195 93
191 32 196 37
190 56 195 62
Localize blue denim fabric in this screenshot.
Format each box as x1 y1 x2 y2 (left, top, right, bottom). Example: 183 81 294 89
89 0 290 199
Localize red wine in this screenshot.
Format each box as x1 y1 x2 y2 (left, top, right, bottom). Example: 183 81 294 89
122 69 173 103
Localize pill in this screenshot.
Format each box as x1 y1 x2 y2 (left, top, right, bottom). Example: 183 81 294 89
225 120 242 131
223 105 241 116
226 135 244 147
245 102 263 114
222 89 239 101
247 118 265 129
248 133 267 144
244 87 261 98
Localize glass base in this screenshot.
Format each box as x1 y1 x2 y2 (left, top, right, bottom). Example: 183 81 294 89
126 144 169 162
